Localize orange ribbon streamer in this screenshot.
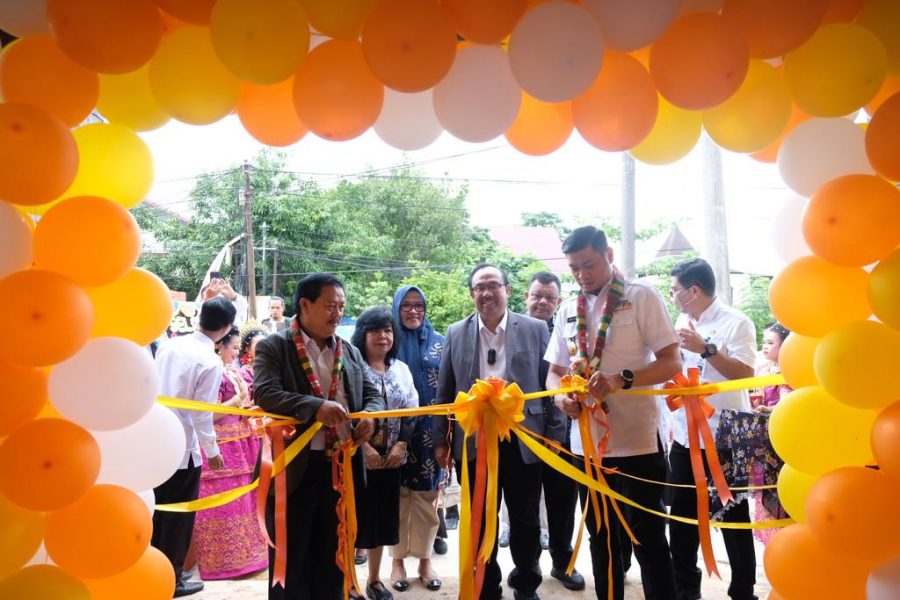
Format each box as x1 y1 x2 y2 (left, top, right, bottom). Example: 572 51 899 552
664 368 735 578
332 440 360 600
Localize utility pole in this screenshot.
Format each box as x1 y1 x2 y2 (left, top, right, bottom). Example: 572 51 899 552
701 134 732 304
620 153 636 279
271 242 278 300
260 222 268 296
242 161 257 318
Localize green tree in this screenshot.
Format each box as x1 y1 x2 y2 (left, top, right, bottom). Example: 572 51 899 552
737 275 775 347
636 252 699 321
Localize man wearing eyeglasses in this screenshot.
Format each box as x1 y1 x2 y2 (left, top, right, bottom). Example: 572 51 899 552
667 258 758 600
433 263 565 600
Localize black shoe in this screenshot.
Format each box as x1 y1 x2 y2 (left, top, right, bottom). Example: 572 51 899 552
676 591 701 600
498 529 510 548
513 591 540 600
432 537 448 555
550 567 586 591
366 581 394 600
173 581 204 597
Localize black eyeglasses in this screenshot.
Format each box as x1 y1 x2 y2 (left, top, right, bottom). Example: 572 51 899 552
487 348 497 365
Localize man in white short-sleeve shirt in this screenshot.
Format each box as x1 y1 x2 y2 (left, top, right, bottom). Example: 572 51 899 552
545 226 682 600
667 258 758 600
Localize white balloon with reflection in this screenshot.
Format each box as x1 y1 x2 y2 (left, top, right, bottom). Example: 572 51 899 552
582 0 683 52
771 195 813 265
374 89 443 151
0 201 32 280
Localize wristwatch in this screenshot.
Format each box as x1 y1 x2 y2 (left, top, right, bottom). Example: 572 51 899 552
620 369 635 390
700 343 718 359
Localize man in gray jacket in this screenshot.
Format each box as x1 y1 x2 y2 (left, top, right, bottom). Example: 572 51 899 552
434 263 565 600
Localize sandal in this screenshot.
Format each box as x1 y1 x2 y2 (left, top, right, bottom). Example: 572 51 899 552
366 581 394 600
391 560 408 592
419 575 442 591
391 579 409 592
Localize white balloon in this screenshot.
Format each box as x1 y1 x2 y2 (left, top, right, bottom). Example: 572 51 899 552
771 195 813 264
583 0 683 52
508 2 605 102
374 89 443 151
777 118 874 197
0 0 49 37
49 337 160 431
92 403 186 491
0 200 32 280
868 556 900 600
433 44 521 143
137 489 156 516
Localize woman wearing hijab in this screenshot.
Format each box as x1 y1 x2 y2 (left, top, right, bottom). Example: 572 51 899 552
388 286 446 592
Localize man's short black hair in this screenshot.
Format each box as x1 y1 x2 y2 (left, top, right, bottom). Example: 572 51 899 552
528 271 561 292
670 258 716 297
198 296 236 331
561 226 609 254
351 307 399 365
468 263 509 290
293 273 344 312
269 295 284 306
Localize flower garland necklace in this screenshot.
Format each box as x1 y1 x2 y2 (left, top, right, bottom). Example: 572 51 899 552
575 268 626 390
290 319 343 402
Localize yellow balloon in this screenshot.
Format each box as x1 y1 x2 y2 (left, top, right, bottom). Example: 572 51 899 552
784 23 888 117
776 464 817 523
869 247 900 332
814 320 900 411
60 123 154 209
628 94 702 165
703 60 792 153
148 26 241 125
0 494 44 579
769 386 876 476
778 333 820 389
96 65 170 131
0 565 90 600
85 268 173 346
209 0 310 84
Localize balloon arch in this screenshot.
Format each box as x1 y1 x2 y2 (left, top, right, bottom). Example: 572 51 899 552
1 1 899 598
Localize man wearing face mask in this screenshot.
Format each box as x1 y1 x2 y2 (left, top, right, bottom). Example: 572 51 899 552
667 258 758 600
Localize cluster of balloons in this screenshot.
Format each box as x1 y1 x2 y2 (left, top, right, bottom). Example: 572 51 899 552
1 0 899 598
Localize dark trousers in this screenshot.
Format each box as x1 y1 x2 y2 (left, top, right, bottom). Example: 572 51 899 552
668 442 756 600
266 457 342 600
575 448 676 600
457 436 544 599
542 448 578 570
152 457 202 585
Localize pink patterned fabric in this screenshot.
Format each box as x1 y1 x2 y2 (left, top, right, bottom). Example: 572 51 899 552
193 376 268 579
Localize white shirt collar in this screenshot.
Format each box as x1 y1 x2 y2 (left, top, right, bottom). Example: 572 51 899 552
477 310 508 335
192 330 216 347
693 296 722 325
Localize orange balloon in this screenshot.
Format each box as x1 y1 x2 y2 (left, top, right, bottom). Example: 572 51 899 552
869 247 900 331
768 256 871 337
153 0 216 25
649 13 750 110
47 0 163 74
778 333 820 389
361 0 457 93
237 79 308 147
865 92 900 181
807 466 900 563
822 0 864 23
721 0 827 59
0 103 78 207
865 76 900 116
572 51 658 151
293 39 384 141
0 493 44 579
299 0 374 39
505 93 573 156
872 400 900 478
0 419 100 511
750 103 810 163
764 524 869 600
86 268 173 346
34 196 141 287
443 0 528 44
802 174 900 267
0 565 91 600
0 35 99 127
85 546 176 600
45 484 152 579
0 361 48 436
856 0 900 76
0 270 94 367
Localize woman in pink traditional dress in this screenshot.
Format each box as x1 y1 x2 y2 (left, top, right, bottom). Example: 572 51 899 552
752 322 792 545
238 326 268 459
193 326 268 579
